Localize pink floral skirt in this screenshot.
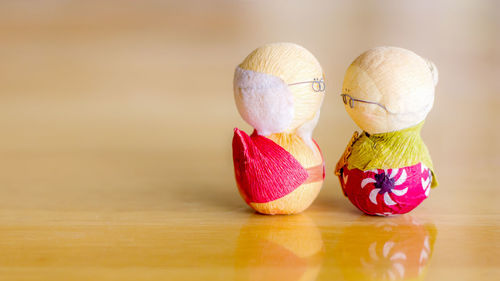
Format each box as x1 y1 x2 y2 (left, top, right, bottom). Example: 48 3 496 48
340 163 432 216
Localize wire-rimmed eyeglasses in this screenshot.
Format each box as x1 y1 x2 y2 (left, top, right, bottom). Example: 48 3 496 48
288 78 325 92
341 93 391 113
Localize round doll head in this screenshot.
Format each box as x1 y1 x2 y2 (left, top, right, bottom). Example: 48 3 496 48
341 47 439 134
233 43 325 136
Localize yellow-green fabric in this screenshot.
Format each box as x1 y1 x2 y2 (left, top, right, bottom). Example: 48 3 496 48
347 122 438 187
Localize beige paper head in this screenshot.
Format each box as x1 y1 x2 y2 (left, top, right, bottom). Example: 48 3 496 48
234 42 324 136
342 46 438 134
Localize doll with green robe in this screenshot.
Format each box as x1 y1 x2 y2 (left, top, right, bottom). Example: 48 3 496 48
335 47 438 216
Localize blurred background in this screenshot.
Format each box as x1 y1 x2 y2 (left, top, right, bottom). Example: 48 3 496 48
1 0 498 209
0 0 499 280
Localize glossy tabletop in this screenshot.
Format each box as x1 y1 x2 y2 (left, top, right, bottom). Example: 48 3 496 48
0 1 499 280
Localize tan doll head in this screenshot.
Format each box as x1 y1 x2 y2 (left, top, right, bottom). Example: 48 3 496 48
233 43 325 137
341 47 439 134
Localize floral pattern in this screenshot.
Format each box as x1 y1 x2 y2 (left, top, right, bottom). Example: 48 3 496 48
340 163 432 216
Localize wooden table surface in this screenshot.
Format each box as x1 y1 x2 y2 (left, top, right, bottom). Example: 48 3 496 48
0 1 499 280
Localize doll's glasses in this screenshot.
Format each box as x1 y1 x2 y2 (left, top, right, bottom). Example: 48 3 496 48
288 78 325 92
341 93 392 113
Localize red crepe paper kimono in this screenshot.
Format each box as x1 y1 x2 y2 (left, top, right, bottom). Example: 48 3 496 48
232 128 325 205
339 163 432 216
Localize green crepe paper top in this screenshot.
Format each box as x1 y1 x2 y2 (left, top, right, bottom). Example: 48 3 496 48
347 121 438 187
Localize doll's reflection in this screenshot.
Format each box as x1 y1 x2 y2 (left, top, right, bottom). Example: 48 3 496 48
235 213 324 281
334 215 437 281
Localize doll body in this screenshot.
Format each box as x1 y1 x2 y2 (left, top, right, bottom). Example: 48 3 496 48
233 129 324 215
340 164 431 216
336 47 439 216
233 43 325 215
338 123 436 216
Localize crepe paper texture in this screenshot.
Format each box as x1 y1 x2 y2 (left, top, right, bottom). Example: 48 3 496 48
346 122 437 187
232 43 326 215
233 129 325 203
340 163 432 216
335 46 439 216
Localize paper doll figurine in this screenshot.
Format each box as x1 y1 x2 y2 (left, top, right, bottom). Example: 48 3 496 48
232 42 326 215
335 46 439 216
